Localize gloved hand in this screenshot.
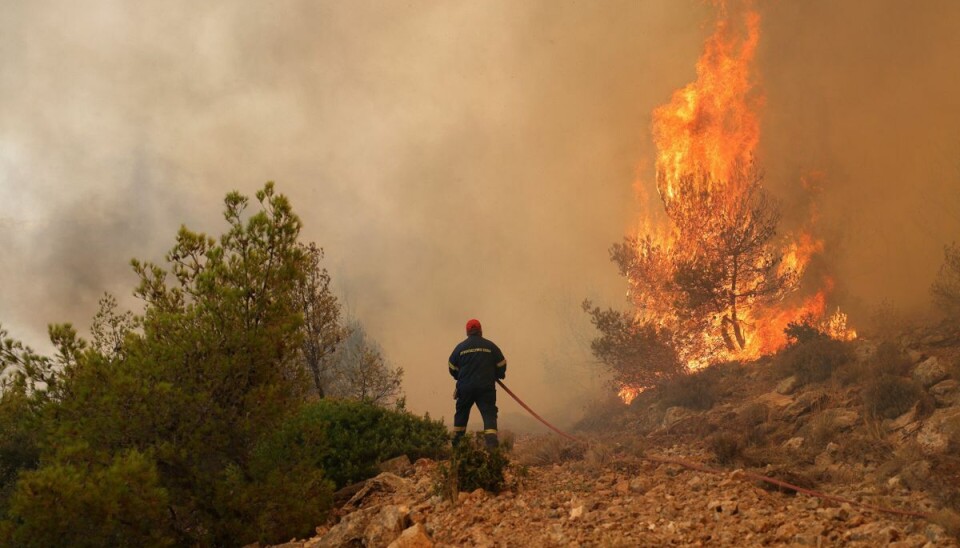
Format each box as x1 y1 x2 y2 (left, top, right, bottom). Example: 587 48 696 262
452 387 459 400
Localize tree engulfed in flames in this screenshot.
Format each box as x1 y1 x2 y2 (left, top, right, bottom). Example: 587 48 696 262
616 4 854 402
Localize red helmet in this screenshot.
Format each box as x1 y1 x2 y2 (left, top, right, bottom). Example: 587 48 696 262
465 319 482 335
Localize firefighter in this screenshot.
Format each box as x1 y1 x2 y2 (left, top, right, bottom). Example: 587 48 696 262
448 318 507 449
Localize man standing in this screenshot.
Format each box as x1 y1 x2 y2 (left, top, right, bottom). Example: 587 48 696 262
448 318 507 449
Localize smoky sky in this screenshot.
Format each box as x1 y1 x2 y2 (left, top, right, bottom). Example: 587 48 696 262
2 1 960 425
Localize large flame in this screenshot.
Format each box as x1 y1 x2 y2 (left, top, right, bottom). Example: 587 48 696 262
618 4 853 403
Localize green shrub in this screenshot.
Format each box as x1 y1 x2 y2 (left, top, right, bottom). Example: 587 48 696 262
777 338 852 385
295 399 448 488
434 434 509 498
213 410 335 545
862 375 921 419
0 387 42 518
3 449 174 548
657 368 719 410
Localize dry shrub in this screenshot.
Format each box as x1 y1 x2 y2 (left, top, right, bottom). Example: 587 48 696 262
573 396 631 433
806 411 838 452
872 340 913 377
737 403 770 446
513 436 586 467
708 432 742 466
498 430 516 452
657 367 720 410
930 509 960 540
740 445 789 469
876 442 929 490
582 443 614 470
776 338 853 385
833 359 869 386
836 433 893 466
862 375 921 419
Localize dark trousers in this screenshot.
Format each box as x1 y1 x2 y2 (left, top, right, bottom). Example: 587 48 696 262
453 385 498 448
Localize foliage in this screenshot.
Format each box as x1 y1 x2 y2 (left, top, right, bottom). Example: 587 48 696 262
709 431 742 466
325 321 404 407
932 242 960 318
606 164 797 360
776 337 853 385
297 398 448 489
862 375 921 419
784 314 828 346
871 340 912 377
581 302 684 391
296 243 345 397
656 367 720 410
1 184 332 546
434 434 509 497
2 448 173 548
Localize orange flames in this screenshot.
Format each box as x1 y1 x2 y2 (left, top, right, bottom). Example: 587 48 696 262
618 3 854 402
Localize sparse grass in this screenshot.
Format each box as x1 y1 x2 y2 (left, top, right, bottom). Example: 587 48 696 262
512 435 586 467
775 337 853 385
806 411 838 452
737 402 770 447
862 375 922 419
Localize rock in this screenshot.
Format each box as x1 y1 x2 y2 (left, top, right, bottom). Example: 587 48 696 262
913 356 948 388
776 376 800 395
379 455 414 476
364 505 410 547
931 379 960 407
889 406 919 431
917 407 960 455
569 505 584 520
662 406 691 427
345 473 412 508
782 391 827 419
320 506 381 547
387 523 433 548
614 480 630 495
827 409 860 430
906 348 925 363
782 437 805 452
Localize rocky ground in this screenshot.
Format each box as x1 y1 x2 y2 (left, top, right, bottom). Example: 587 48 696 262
267 441 956 547
266 326 960 547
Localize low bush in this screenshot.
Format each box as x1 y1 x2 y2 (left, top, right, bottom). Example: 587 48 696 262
872 341 912 377
862 375 921 419
434 434 509 498
2 449 174 548
776 338 853 385
709 432 742 466
738 403 770 446
291 399 449 489
657 368 720 410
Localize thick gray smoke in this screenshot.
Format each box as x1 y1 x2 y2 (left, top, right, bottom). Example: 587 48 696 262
2 1 960 424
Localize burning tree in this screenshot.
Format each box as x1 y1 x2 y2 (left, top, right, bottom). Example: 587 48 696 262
608 164 797 366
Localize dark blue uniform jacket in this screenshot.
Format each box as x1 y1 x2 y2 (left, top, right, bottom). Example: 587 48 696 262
448 335 506 390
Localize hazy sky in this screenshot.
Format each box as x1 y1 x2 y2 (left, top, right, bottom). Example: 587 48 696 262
2 1 960 426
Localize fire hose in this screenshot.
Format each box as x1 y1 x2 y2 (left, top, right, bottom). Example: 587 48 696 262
495 379 930 520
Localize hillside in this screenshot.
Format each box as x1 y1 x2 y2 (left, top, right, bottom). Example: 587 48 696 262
268 324 960 547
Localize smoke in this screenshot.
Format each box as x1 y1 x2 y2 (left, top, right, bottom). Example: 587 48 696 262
2 1 959 424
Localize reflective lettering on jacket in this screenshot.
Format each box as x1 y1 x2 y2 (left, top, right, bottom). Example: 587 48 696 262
447 334 507 389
